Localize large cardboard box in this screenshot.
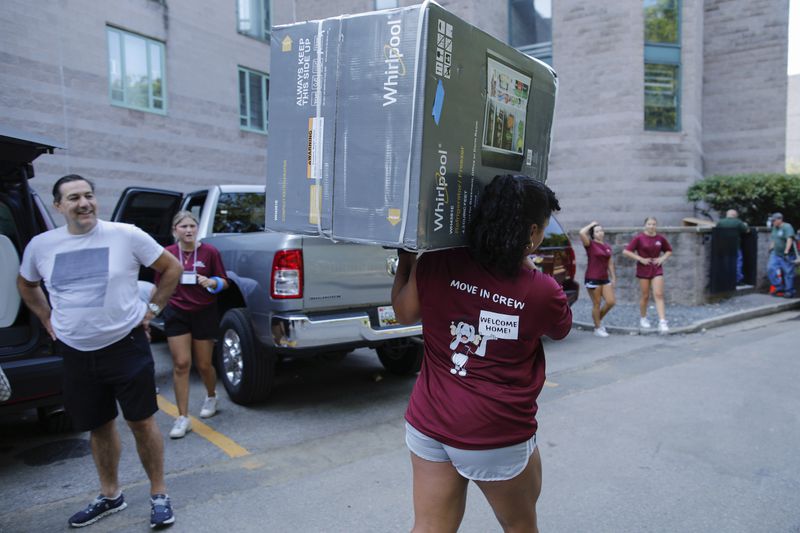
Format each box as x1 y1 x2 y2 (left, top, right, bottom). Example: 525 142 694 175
266 1 557 250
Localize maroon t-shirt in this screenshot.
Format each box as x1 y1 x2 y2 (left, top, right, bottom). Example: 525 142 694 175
405 247 572 450
625 233 672 279
155 243 227 311
584 240 612 281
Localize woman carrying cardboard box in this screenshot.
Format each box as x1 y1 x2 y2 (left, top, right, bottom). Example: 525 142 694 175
392 174 572 533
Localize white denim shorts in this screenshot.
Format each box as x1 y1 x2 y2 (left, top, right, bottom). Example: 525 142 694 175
405 422 537 481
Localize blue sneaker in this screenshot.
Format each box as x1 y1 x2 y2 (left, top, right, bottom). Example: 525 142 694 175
150 494 175 529
68 493 127 527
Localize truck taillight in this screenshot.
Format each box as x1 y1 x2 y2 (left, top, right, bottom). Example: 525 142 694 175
566 247 576 280
271 249 303 299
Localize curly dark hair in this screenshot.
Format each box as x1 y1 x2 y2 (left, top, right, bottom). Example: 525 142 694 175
468 175 560 277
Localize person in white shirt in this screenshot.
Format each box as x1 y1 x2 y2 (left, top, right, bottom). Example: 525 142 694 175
17 175 182 529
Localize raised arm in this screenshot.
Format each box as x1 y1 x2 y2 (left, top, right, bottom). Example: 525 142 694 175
578 221 597 247
391 250 420 325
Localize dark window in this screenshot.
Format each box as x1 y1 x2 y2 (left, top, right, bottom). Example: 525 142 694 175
644 0 681 131
237 0 271 40
107 27 166 113
509 0 552 64
213 192 266 234
239 67 269 133
183 193 207 222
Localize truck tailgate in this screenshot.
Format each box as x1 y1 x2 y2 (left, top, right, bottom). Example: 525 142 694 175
302 237 397 311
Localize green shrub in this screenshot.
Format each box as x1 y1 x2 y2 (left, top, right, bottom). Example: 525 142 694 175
686 173 800 226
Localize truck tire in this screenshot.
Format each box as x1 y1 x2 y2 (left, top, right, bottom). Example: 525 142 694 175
376 339 423 375
216 308 275 405
37 406 74 433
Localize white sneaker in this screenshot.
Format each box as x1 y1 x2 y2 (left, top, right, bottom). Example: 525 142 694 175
639 317 652 329
658 320 669 334
199 395 218 418
593 327 609 338
169 416 192 439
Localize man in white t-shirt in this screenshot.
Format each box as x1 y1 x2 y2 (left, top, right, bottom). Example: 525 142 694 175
17 175 182 529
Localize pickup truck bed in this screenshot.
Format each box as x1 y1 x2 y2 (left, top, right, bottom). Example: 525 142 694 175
114 185 423 404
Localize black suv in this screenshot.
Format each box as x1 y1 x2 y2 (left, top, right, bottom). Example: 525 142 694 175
0 127 70 429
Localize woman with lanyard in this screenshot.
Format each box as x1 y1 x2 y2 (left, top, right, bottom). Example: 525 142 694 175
156 211 228 439
578 221 616 337
623 216 672 334
392 175 572 532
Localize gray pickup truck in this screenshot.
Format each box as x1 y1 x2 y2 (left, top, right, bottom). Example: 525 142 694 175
112 185 422 405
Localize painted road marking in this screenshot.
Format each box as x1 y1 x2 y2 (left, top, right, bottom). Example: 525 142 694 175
544 380 558 388
157 395 250 458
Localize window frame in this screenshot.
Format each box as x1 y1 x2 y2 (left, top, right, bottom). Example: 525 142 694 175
213 191 267 234
106 26 167 114
238 66 269 134
643 0 682 132
236 0 272 41
508 0 553 65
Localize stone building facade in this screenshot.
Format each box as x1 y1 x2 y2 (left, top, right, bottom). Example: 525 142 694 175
0 0 791 229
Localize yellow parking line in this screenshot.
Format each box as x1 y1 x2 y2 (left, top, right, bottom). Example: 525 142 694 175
156 395 250 458
544 380 558 388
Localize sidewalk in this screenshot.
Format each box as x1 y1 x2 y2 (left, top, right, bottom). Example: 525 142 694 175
571 291 800 335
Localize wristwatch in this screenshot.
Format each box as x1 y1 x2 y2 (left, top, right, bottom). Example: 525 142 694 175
147 302 161 316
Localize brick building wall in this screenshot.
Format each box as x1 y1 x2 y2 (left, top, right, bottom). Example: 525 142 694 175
1 0 270 219
545 0 705 230
702 0 789 176
281 0 788 230
1 0 790 228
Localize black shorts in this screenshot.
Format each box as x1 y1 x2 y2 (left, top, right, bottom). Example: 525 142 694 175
585 278 610 289
163 303 219 340
59 326 158 432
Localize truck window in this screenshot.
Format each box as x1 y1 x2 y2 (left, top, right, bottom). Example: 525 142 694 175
540 216 571 248
120 192 181 247
213 192 266 234
184 193 207 221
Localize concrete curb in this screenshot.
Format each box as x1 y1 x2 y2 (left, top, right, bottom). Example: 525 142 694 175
573 298 800 336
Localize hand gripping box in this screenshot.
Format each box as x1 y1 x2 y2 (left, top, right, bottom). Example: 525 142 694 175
266 1 557 250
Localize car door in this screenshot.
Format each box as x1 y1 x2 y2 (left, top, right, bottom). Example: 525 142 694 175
112 187 184 246
0 127 63 410
111 187 184 281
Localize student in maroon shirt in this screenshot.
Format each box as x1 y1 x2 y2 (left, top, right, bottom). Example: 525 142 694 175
156 211 228 439
622 217 673 333
392 175 572 533
578 221 616 337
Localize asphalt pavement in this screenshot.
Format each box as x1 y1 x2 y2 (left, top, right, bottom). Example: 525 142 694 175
1 300 799 532
572 291 800 335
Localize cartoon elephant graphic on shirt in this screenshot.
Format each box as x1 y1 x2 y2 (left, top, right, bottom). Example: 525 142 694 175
448 321 496 377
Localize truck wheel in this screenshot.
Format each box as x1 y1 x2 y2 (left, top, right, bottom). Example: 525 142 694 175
216 308 275 405
376 339 422 375
37 406 74 433
320 349 350 362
